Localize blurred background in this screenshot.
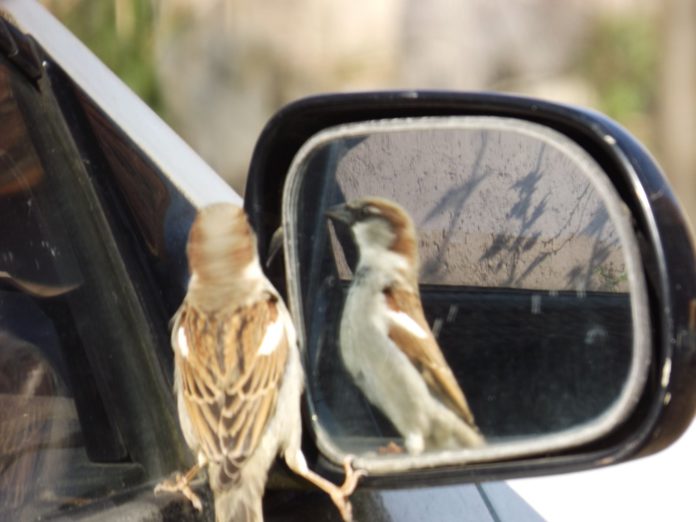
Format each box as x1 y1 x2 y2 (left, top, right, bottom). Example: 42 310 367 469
40 0 696 230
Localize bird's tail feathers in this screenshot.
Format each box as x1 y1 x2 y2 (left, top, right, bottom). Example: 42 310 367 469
210 461 265 522
431 409 485 449
213 487 262 522
451 420 485 447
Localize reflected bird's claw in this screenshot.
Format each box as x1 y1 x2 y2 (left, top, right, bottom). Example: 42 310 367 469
377 441 405 454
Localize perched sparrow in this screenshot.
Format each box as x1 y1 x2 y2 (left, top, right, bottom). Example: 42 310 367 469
155 203 362 522
326 197 484 455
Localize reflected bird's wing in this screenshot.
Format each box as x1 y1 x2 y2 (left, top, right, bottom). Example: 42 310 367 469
383 286 477 426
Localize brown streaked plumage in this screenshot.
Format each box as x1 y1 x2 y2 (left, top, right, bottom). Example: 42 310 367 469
186 204 256 285
367 199 418 263
174 296 289 488
155 203 362 522
383 286 476 426
327 197 483 454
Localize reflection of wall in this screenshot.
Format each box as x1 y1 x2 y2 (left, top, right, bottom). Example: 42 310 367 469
421 231 626 292
333 121 628 292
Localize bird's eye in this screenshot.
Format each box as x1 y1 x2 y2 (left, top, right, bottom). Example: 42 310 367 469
362 205 380 218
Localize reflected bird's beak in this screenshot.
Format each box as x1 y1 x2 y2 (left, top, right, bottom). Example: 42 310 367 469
325 203 356 225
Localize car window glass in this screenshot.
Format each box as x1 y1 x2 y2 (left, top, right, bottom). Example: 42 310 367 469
0 58 146 519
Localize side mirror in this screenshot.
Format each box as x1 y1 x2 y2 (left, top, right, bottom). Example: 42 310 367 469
245 92 696 486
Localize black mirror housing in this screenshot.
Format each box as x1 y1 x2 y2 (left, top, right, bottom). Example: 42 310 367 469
245 91 696 488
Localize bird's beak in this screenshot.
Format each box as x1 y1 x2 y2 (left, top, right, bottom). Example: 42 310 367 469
325 203 356 225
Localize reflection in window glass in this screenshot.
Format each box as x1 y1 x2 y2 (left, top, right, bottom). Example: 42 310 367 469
0 61 141 519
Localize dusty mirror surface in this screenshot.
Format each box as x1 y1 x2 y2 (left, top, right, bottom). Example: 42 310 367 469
282 116 649 473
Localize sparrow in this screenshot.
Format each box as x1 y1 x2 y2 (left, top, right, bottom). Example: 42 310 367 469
326 197 484 455
155 203 362 522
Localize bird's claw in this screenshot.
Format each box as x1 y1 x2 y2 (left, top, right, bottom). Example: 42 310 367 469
332 456 366 522
154 471 203 511
340 455 366 496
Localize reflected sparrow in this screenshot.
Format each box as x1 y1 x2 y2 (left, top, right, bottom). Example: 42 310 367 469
327 197 484 454
155 203 362 521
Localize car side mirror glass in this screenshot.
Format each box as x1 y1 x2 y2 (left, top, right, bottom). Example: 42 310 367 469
280 116 651 474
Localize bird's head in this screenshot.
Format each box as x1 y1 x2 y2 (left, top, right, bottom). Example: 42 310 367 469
187 203 262 295
326 197 419 272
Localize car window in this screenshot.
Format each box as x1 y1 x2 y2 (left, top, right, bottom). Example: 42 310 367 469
0 52 183 519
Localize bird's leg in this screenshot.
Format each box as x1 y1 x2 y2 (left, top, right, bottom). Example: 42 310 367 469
154 462 205 511
285 451 365 522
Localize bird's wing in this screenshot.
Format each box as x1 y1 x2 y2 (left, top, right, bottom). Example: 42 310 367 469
174 294 289 486
383 286 477 426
